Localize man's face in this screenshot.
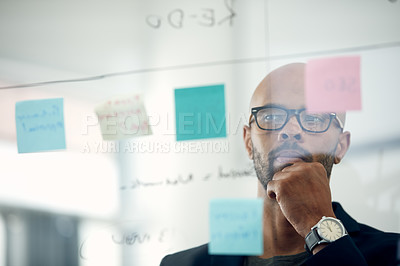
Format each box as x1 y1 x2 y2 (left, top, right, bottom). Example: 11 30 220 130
245 64 345 190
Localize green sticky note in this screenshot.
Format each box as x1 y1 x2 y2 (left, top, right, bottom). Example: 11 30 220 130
209 198 263 255
175 84 226 141
15 98 66 153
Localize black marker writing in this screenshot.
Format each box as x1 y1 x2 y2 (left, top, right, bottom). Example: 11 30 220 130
218 166 255 179
112 232 151 245
218 0 236 26
168 9 184 28
120 165 255 191
165 174 193 185
80 227 173 260
145 0 236 29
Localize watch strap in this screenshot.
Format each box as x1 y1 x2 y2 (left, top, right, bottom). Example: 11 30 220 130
304 227 322 253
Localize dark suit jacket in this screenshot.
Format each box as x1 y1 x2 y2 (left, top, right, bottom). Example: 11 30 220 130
160 202 399 266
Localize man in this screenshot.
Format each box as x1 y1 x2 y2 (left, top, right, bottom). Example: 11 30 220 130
160 63 399 265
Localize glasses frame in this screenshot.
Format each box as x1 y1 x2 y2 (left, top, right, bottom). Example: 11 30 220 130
249 105 344 133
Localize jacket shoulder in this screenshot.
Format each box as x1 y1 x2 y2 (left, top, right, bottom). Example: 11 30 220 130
352 223 400 265
160 244 211 266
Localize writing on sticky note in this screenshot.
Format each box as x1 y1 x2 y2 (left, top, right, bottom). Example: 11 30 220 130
305 56 362 113
95 94 151 140
175 84 226 141
209 198 263 255
15 98 66 153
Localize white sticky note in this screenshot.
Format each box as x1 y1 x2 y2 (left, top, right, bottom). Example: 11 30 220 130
95 94 151 140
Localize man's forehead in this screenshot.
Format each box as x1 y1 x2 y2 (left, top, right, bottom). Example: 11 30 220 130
250 64 306 109
250 87 305 107
250 63 305 105
257 103 306 109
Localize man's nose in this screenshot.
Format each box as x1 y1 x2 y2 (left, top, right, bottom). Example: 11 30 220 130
278 116 303 141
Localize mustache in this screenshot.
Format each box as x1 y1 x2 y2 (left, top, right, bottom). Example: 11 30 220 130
268 142 313 163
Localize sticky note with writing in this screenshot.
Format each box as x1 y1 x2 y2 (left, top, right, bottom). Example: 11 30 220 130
305 56 362 113
15 98 66 153
175 84 226 141
95 94 151 140
209 198 263 255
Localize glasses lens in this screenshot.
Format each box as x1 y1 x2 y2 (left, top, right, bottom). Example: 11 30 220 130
300 111 331 132
256 107 287 130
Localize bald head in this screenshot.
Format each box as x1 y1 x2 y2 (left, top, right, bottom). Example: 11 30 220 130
250 63 346 127
250 63 305 109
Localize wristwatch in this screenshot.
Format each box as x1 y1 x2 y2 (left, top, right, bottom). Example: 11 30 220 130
305 216 347 253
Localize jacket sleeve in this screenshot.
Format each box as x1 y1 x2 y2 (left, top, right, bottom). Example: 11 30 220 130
303 235 368 265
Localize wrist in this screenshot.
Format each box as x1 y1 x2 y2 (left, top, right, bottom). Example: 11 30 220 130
304 216 347 254
299 213 335 238
311 243 328 254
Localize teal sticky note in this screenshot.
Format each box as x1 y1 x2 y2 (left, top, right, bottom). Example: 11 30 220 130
15 98 66 153
209 198 263 255
175 84 226 141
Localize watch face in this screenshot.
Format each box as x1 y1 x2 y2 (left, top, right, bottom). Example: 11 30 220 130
318 218 345 241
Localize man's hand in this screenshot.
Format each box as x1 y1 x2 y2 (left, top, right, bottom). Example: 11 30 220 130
266 162 336 238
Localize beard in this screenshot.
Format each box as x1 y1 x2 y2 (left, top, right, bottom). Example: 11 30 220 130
253 142 336 191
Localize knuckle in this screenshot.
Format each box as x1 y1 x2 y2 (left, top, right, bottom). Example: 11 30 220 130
276 179 289 194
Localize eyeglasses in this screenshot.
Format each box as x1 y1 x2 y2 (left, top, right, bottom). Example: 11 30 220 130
249 105 344 133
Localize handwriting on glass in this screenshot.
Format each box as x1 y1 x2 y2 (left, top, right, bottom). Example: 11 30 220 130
112 232 151 245
119 165 255 191
146 0 236 29
80 227 172 260
111 228 171 246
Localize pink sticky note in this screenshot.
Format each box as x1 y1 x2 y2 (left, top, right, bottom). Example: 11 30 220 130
305 56 362 113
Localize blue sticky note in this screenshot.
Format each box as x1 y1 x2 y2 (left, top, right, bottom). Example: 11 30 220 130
15 98 66 153
209 198 263 255
175 84 226 141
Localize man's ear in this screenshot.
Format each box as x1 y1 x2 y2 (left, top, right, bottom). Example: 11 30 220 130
243 125 254 159
334 131 351 164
